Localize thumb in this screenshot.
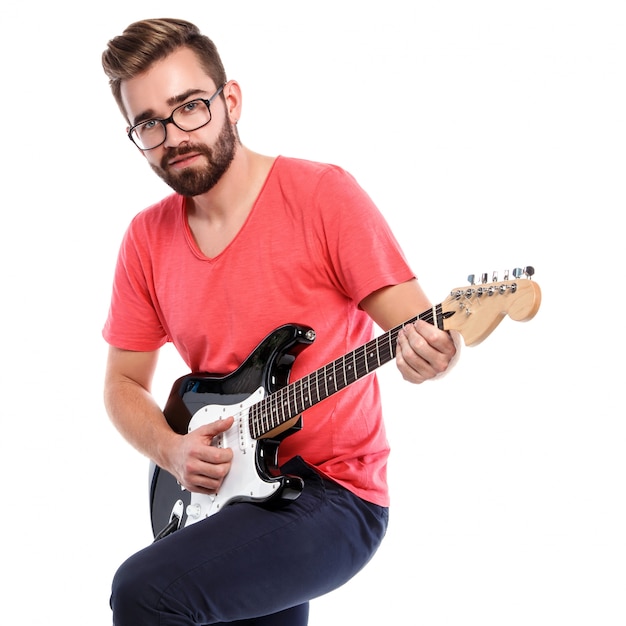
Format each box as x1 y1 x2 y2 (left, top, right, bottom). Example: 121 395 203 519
195 415 235 438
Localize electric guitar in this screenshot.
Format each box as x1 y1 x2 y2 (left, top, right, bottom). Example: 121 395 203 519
149 268 541 540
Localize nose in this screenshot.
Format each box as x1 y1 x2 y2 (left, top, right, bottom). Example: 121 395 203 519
162 119 191 148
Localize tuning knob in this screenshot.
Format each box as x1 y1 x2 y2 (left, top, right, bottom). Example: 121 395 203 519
524 266 535 277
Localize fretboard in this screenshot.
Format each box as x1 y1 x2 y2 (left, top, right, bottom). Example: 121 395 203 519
248 303 448 438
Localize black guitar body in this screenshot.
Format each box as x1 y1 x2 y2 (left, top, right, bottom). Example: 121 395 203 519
146 271 541 539
149 323 315 538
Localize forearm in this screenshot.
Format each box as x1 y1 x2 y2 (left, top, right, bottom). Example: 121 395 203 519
104 377 179 470
361 279 459 383
104 367 234 494
103 346 180 472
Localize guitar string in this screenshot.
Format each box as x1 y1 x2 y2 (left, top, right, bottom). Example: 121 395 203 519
246 308 438 438
205 283 530 440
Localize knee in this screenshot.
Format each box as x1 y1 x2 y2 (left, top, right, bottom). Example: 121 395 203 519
110 552 159 622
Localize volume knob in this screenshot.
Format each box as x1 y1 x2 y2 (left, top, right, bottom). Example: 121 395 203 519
186 503 202 520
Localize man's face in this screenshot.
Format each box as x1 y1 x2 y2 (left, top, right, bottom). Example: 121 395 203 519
120 47 237 196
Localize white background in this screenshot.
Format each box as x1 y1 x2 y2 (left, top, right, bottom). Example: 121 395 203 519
0 1 624 624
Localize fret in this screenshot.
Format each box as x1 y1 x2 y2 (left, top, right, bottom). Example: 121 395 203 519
273 391 282 429
378 332 393 364
365 342 377 372
323 364 330 398
341 355 348 389
342 353 351 386
270 394 284 428
278 387 287 423
314 369 321 404
248 406 256 439
293 381 300 414
388 329 395 359
377 337 386 364
253 401 262 439
337 358 343 388
264 395 278 432
354 344 366 379
435 303 443 329
259 397 268 436
299 378 309 412
348 354 354 383
295 380 302 413
287 385 297 417
306 377 313 409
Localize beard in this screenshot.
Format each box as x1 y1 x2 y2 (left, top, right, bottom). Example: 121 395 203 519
149 118 238 197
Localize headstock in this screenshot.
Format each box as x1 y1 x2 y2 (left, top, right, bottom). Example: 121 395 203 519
441 266 541 346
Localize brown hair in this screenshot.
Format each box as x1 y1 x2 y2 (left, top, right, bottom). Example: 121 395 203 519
102 18 228 120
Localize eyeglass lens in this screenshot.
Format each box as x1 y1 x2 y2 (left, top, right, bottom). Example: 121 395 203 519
131 100 212 150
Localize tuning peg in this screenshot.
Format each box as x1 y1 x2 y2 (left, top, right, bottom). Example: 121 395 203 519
481 273 488 284
504 269 510 280
524 266 535 278
467 274 475 285
513 267 523 278
492 271 498 282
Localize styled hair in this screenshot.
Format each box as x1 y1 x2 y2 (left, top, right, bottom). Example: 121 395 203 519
102 18 228 120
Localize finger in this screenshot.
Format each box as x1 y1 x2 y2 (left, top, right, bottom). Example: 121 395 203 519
396 330 432 383
404 322 456 369
195 415 235 438
412 320 457 357
398 324 435 364
184 448 233 493
196 442 234 465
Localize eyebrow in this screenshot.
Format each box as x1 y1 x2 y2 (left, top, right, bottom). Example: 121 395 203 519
132 89 210 126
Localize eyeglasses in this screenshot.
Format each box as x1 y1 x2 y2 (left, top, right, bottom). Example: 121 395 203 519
128 85 225 151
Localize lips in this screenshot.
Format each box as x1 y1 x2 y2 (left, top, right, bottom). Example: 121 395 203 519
168 152 201 168
161 145 206 169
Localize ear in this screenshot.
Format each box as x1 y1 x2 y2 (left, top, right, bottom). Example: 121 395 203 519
223 80 243 125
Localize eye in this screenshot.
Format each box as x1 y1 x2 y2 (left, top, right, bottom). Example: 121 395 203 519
181 101 201 114
140 120 159 132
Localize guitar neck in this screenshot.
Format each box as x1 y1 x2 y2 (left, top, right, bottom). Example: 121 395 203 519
249 304 449 438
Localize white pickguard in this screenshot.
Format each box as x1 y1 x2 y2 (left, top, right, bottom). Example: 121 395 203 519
183 386 280 525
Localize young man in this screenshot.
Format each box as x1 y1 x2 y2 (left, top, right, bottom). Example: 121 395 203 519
102 18 458 625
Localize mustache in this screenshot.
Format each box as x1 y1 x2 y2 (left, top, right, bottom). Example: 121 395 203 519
160 144 210 169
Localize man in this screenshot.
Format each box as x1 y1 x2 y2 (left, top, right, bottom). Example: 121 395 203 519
102 17 458 625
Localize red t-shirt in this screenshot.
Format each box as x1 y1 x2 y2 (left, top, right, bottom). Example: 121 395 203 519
103 157 414 506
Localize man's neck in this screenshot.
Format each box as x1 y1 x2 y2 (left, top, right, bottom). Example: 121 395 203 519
188 146 273 222
185 146 275 257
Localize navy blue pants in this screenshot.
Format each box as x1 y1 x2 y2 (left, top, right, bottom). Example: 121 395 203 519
111 458 388 624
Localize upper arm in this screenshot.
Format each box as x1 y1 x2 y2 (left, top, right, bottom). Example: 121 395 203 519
359 278 433 331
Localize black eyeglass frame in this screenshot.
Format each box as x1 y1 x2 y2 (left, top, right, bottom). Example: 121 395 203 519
127 84 225 151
